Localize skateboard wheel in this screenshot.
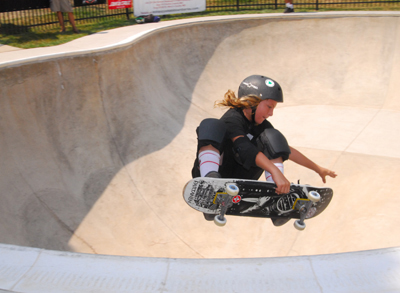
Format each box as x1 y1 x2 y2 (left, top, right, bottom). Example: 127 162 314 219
307 191 321 202
226 184 239 196
294 220 306 231
214 215 227 227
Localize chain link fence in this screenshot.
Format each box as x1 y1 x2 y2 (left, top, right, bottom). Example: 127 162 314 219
1 0 399 34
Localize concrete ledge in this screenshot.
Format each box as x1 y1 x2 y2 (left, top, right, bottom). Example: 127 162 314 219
1 243 400 292
1 11 400 69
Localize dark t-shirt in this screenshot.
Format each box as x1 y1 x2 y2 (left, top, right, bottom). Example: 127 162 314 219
218 108 274 179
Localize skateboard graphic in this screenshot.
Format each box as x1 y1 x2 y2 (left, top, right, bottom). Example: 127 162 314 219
183 177 333 230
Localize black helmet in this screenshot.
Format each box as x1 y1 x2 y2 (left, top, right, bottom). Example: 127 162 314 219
238 75 283 102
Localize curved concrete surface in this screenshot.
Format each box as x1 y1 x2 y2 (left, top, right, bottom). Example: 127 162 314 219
1 243 400 292
1 11 400 291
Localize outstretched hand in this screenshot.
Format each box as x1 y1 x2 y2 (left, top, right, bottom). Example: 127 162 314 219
317 167 337 183
288 147 337 184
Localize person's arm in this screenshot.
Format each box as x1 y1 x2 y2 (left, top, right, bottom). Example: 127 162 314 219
255 152 291 194
289 146 337 183
232 134 291 194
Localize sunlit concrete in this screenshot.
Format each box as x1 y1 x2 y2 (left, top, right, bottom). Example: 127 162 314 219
0 11 400 292
1 244 400 292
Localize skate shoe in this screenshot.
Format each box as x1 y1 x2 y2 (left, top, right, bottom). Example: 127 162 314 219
271 217 291 226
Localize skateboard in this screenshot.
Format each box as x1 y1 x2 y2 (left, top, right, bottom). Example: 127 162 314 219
183 177 333 230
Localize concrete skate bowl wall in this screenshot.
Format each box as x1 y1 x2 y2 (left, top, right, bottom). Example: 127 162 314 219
0 12 400 260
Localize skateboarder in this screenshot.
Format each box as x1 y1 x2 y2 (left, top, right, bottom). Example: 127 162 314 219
191 75 337 224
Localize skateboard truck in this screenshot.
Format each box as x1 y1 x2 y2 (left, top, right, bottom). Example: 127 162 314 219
213 183 239 227
293 190 321 230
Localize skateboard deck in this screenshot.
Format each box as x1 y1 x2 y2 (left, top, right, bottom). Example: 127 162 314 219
183 177 333 229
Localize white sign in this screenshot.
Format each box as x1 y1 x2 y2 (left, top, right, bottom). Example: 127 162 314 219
133 0 205 16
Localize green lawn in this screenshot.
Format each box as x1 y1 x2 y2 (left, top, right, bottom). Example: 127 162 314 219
1 6 400 49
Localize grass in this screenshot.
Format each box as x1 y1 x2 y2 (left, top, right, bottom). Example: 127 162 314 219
0 18 137 49
1 5 400 49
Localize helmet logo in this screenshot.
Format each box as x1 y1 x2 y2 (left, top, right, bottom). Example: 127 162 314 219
265 79 275 87
243 82 258 90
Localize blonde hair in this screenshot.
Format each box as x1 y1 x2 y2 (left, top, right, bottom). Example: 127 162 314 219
214 89 262 109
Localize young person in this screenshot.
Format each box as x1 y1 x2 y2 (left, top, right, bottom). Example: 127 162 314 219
50 0 79 33
191 75 337 225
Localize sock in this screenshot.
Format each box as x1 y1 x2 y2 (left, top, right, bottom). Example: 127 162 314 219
198 150 220 177
265 163 284 183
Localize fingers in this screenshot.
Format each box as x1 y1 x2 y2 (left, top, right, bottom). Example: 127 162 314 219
275 179 291 194
326 170 337 179
320 168 337 183
278 186 290 194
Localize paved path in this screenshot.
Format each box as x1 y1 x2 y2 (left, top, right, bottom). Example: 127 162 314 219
0 44 22 53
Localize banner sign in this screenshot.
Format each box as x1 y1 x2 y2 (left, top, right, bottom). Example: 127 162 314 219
108 0 132 9
74 0 106 7
133 0 205 16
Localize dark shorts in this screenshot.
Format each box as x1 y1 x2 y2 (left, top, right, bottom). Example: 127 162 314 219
50 0 73 12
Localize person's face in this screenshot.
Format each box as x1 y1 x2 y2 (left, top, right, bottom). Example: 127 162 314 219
254 99 277 124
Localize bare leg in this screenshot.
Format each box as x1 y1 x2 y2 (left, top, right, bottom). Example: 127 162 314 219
67 12 79 33
199 145 219 154
56 12 65 32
